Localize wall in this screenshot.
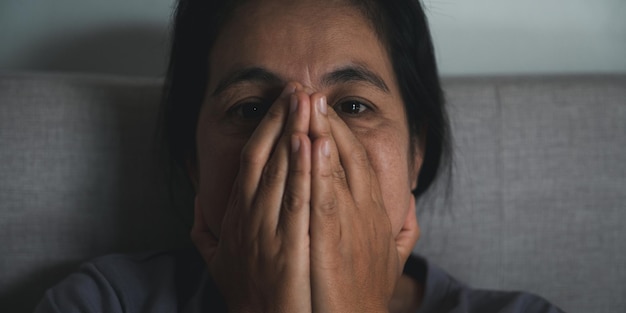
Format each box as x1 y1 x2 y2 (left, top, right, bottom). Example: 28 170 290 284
0 0 173 76
427 0 626 75
0 0 624 76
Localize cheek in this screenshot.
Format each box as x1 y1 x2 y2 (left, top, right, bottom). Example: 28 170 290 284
196 126 247 235
358 127 414 236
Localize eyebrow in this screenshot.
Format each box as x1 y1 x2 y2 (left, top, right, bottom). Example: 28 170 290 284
321 64 390 94
211 67 283 97
211 63 390 97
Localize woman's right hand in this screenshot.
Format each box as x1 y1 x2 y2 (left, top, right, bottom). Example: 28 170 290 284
191 83 313 313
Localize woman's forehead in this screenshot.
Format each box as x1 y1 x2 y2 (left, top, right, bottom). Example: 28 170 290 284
208 1 394 92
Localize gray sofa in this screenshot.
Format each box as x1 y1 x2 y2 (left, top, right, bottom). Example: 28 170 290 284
1 72 625 313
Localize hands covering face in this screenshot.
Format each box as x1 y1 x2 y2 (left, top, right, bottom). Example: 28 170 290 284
191 83 420 313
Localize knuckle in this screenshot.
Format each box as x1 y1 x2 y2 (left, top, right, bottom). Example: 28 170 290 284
314 130 332 141
316 196 338 216
289 160 309 177
240 143 264 168
261 161 287 185
282 189 306 212
332 167 347 183
319 169 333 180
264 104 284 121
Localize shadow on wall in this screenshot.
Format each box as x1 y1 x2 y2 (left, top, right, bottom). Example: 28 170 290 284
17 24 169 77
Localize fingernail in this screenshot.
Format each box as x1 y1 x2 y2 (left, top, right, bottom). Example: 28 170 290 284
318 96 327 115
290 94 298 114
291 135 301 153
322 140 330 157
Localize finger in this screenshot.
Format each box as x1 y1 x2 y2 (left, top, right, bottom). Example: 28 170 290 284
326 108 383 208
238 83 298 206
191 197 219 264
309 94 349 193
395 196 420 267
310 137 341 254
278 133 311 247
254 90 311 232
310 94 343 255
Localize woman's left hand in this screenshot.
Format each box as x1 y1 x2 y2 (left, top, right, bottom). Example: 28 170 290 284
307 93 420 313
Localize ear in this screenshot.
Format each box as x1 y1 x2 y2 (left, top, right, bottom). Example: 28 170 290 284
396 192 420 262
409 130 426 191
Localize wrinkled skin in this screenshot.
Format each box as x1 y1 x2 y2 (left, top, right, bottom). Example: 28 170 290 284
190 1 423 312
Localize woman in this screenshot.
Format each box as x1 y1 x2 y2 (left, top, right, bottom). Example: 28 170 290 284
36 0 563 312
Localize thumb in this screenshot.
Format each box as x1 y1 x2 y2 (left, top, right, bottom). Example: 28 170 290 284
191 197 219 264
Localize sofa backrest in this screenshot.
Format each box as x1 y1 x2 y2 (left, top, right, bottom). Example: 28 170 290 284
1 72 625 313
415 75 626 313
0 72 190 313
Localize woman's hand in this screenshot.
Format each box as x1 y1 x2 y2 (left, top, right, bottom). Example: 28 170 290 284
191 83 313 313
308 93 420 313
192 88 419 312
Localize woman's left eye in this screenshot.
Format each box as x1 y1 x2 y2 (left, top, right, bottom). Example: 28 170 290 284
335 100 370 115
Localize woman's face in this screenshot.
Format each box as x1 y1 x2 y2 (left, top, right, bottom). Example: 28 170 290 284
195 0 422 238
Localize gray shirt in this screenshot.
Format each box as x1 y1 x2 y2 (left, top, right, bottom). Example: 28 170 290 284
34 249 564 313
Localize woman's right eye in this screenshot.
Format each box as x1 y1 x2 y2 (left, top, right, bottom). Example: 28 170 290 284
230 101 270 120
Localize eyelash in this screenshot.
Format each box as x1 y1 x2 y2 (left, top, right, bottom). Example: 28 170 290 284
226 97 374 122
227 98 271 121
332 97 374 118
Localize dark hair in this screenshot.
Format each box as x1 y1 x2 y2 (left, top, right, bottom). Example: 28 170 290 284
160 0 451 199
